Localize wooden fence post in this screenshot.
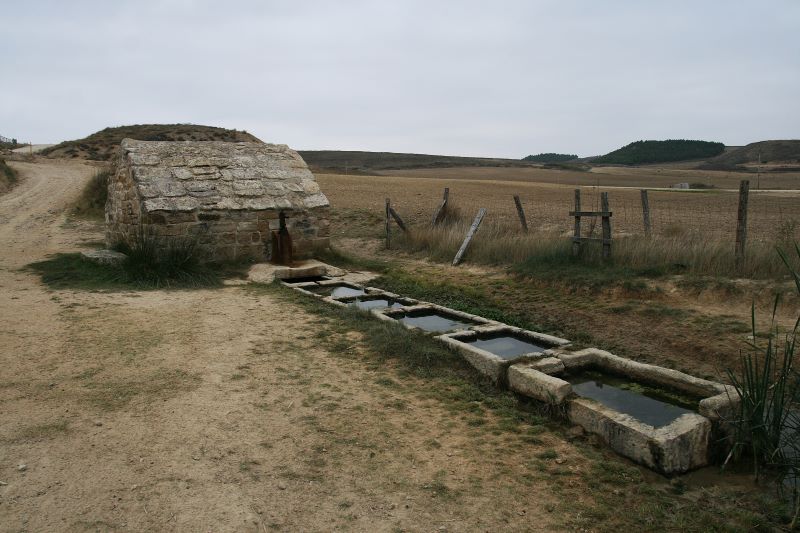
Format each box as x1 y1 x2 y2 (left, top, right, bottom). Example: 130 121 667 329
388 206 407 232
452 208 486 266
640 189 651 237
572 189 581 256
735 180 750 272
513 195 528 232
432 187 450 226
385 197 391 249
601 192 611 259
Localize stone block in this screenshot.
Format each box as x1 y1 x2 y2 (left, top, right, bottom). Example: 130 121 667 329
81 249 127 266
567 397 711 474
508 365 572 404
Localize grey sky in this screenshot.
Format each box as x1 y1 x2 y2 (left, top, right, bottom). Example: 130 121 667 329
3 0 798 158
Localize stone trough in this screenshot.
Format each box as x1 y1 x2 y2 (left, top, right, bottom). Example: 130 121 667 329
508 348 738 474
378 304 495 334
438 326 571 384
281 276 737 475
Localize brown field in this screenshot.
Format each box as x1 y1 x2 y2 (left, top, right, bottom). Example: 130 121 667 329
317 171 800 242
376 164 800 190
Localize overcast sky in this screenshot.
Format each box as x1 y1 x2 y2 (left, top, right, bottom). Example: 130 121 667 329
2 1 798 158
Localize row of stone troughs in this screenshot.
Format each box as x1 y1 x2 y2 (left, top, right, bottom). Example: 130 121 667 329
283 276 738 475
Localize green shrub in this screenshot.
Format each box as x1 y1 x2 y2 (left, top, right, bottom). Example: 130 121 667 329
114 228 218 288
0 158 17 187
73 170 110 218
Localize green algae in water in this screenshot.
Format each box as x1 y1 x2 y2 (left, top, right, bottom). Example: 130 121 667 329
568 370 701 428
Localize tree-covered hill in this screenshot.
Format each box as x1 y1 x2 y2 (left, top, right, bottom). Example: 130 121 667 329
594 140 725 165
521 153 578 163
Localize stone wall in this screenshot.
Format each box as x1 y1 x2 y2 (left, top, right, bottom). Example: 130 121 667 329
105 140 330 262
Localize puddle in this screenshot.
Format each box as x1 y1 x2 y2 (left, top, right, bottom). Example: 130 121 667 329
568 370 699 428
283 275 331 284
307 284 366 298
396 311 478 333
464 332 551 359
348 297 405 311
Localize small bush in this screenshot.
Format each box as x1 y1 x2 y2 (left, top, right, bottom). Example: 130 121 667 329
73 170 110 218
0 158 17 188
29 228 223 290
114 228 219 288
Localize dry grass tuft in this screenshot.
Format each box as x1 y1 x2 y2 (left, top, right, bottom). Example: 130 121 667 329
397 206 798 279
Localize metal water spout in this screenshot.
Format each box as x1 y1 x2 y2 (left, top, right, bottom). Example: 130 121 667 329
270 211 293 265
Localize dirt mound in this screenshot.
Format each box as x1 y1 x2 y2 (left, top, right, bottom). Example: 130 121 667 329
701 140 800 169
41 124 262 161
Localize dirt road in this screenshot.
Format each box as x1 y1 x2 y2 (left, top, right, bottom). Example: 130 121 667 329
0 160 561 531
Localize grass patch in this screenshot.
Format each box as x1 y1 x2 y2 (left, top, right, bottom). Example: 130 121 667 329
72 170 110 219
26 226 252 290
315 246 392 273
0 158 17 190
9 420 69 442
253 282 550 433
396 209 797 281
27 252 226 290
84 368 200 410
369 270 531 329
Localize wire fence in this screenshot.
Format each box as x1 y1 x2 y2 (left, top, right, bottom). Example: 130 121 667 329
319 174 800 250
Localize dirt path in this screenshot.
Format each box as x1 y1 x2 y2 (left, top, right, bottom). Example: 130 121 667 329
0 160 562 531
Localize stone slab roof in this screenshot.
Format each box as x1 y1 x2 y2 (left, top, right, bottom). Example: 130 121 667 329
120 139 329 212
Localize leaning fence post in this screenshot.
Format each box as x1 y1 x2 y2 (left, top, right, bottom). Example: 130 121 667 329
572 189 581 256
452 208 486 266
735 180 750 272
385 197 391 249
640 189 651 237
601 192 612 260
513 195 528 232
432 187 450 226
388 206 407 232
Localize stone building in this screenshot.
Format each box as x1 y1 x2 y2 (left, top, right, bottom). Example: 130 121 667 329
106 139 330 262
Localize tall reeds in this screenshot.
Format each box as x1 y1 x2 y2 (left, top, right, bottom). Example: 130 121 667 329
724 246 800 528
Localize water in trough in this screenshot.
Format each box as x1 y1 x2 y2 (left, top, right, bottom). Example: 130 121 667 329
464 332 551 359
349 298 405 311
568 370 699 428
307 285 367 298
397 311 477 333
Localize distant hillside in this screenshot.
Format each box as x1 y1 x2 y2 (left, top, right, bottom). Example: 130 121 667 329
522 153 578 163
41 124 261 161
700 140 800 170
298 150 536 172
594 139 725 165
